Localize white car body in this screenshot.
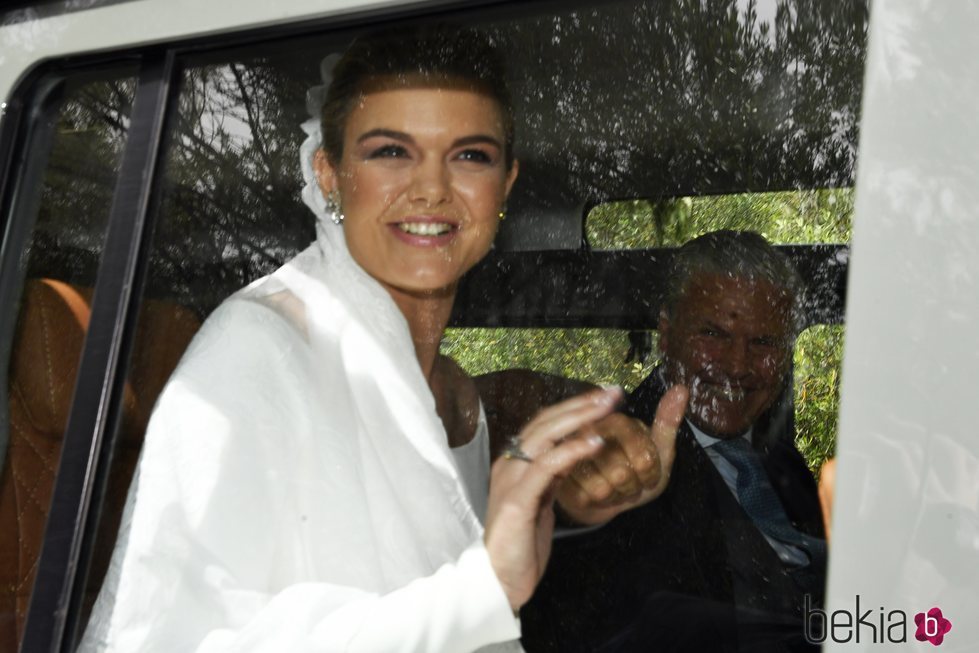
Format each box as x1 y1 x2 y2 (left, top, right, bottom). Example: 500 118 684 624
829 0 979 649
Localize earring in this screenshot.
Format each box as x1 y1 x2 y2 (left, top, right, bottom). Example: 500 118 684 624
499 203 507 221
325 189 344 225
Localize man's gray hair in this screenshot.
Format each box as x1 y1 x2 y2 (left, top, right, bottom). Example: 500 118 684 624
662 230 805 334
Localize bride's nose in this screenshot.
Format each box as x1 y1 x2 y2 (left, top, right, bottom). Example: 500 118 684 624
409 157 451 206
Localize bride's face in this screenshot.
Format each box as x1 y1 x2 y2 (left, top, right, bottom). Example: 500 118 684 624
315 82 518 298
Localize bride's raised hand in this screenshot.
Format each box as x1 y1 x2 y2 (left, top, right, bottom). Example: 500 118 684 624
483 386 620 612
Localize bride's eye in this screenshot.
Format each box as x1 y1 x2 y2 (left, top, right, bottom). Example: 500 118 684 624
367 144 409 159
456 148 493 164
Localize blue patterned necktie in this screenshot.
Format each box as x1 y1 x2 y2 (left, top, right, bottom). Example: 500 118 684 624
711 437 826 567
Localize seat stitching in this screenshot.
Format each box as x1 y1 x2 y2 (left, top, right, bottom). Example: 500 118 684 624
8 398 57 475
8 443 26 594
5 434 41 594
39 292 59 421
11 553 40 593
11 458 53 513
9 449 53 592
8 415 58 587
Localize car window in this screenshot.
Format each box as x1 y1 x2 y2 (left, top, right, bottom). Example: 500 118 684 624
0 0 868 650
0 70 135 653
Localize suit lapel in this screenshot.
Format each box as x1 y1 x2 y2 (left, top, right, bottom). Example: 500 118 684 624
677 425 816 615
668 426 737 600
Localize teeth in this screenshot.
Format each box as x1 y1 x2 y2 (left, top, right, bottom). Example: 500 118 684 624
696 382 746 402
399 222 452 236
718 386 746 402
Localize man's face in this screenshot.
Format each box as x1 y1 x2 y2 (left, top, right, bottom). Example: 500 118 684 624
660 272 793 439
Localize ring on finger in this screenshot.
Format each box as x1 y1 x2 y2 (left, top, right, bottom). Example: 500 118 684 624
502 435 534 463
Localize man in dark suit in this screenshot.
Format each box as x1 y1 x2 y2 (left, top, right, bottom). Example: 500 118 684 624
519 231 827 652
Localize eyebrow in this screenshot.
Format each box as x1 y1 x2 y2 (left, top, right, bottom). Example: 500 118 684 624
357 128 411 144
356 129 502 150
453 134 503 150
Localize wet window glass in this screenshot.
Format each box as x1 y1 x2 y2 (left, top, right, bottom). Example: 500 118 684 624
0 72 135 653
72 0 867 650
448 187 852 474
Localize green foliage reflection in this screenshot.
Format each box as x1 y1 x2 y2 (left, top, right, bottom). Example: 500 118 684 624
793 324 844 471
587 189 852 249
442 328 660 394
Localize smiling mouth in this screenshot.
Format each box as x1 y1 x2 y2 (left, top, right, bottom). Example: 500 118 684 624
693 380 748 403
397 222 456 236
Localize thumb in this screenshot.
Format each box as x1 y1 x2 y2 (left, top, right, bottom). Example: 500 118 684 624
649 384 688 479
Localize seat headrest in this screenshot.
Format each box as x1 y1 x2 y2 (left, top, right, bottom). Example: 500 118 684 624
9 278 201 441
10 279 93 436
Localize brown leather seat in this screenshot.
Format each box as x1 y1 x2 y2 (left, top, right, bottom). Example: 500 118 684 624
0 278 200 652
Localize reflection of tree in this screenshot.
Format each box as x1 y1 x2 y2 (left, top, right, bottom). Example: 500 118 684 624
28 77 135 283
37 0 867 311
29 62 314 312
501 0 868 205
152 62 312 311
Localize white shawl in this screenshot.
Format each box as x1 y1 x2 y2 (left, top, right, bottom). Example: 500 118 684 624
248 117 486 592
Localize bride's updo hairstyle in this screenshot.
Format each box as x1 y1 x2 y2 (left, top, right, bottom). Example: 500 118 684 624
319 25 515 170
